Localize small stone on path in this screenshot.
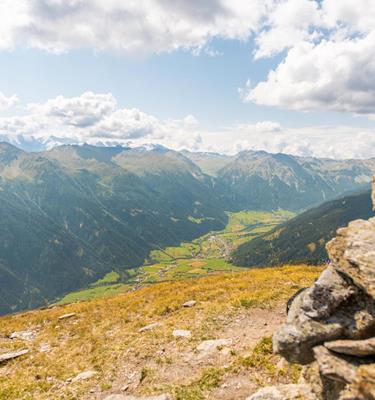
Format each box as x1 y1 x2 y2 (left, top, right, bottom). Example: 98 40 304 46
183 300 196 308
197 338 232 354
58 313 76 320
173 329 191 338
71 370 98 382
138 322 161 333
0 349 29 364
10 330 36 341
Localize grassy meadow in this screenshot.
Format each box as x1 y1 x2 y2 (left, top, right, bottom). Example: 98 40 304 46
0 265 321 400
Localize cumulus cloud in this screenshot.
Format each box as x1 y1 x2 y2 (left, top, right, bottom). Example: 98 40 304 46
27 92 117 127
0 0 269 54
245 0 375 117
0 92 19 112
0 92 374 159
0 92 202 150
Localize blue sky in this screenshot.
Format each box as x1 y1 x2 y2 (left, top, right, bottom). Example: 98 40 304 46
0 0 375 158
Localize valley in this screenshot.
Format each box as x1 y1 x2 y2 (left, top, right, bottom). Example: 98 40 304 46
58 210 294 305
0 142 373 314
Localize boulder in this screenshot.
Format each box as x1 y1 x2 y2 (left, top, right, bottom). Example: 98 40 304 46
273 265 375 364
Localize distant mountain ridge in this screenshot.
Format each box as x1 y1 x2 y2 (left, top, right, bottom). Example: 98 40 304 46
184 149 375 210
0 142 374 314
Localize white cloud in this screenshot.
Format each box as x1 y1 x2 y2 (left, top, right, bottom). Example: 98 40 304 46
245 0 375 117
0 91 202 150
27 92 117 127
254 0 322 59
0 92 19 112
201 123 375 160
0 92 374 159
247 33 375 116
0 0 269 54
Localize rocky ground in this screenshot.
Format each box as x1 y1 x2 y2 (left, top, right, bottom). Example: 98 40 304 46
249 178 375 399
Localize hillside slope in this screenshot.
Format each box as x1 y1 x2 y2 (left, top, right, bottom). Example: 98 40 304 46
231 190 373 267
0 144 227 314
0 265 320 400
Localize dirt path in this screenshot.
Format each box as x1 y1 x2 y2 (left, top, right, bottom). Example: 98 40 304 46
95 304 286 400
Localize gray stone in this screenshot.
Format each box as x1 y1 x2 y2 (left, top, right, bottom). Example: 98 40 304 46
183 300 197 308
197 338 232 354
10 330 36 341
71 370 98 382
246 384 317 399
325 337 375 357
313 346 357 384
172 329 191 338
301 266 356 319
138 322 161 333
58 313 76 320
273 319 344 364
0 349 29 364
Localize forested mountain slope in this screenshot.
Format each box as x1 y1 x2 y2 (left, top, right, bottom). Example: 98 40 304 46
231 190 373 267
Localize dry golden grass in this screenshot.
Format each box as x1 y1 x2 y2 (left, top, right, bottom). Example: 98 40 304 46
0 265 322 399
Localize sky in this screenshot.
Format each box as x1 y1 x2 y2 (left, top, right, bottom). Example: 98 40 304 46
0 0 375 159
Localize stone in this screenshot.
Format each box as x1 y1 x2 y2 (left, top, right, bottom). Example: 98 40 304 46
183 300 197 308
58 313 76 320
71 370 98 382
313 346 357 384
326 218 375 298
273 319 344 364
10 330 36 341
325 337 375 357
138 322 161 333
103 394 171 400
172 329 191 338
39 343 51 353
246 384 318 399
301 266 356 319
197 338 232 354
0 349 29 364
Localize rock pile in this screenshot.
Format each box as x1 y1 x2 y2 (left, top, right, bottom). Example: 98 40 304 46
249 179 375 400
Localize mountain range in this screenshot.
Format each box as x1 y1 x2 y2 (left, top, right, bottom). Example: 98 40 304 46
0 142 374 314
